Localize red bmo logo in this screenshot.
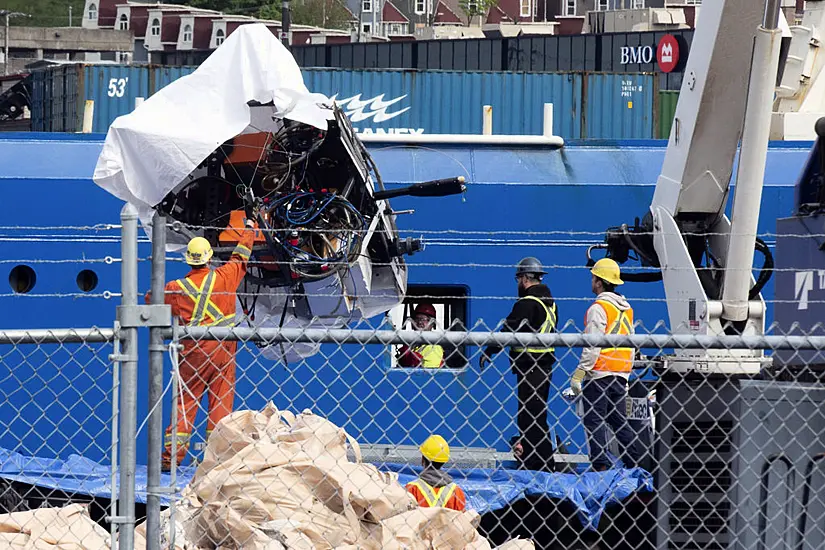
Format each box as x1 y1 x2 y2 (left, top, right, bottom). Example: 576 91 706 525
657 34 679 73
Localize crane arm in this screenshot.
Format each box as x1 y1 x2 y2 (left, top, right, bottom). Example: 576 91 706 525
589 0 785 375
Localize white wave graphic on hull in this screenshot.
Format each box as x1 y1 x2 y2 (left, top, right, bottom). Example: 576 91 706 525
330 93 411 123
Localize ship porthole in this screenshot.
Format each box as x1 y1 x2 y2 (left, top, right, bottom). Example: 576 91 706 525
76 270 99 292
9 265 36 294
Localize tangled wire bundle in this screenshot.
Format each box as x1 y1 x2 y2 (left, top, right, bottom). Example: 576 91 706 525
262 191 367 279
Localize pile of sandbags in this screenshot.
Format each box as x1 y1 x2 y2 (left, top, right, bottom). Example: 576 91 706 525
0 503 111 548
163 403 534 550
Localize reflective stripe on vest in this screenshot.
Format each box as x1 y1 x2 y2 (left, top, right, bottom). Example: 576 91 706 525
176 271 236 327
592 299 634 373
512 295 557 353
407 480 458 508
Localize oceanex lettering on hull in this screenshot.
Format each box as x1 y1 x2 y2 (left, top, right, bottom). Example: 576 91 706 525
353 128 425 134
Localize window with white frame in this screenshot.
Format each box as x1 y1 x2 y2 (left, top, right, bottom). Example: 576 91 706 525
387 285 469 370
362 0 371 12
150 18 161 36
88 4 97 20
467 0 478 12
215 28 225 45
118 13 128 30
565 0 576 15
183 24 193 42
362 22 372 34
596 0 609 11
520 0 530 17
387 23 406 34
632 0 644 8
415 0 425 14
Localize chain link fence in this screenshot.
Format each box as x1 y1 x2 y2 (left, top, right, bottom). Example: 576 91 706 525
0 207 824 550
0 211 140 549
0 330 120 547
139 322 825 550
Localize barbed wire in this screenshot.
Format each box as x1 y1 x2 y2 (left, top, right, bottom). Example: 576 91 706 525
7 222 825 240
0 225 120 231
0 258 120 264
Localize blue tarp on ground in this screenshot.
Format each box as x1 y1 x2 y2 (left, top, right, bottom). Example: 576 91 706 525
0 448 653 531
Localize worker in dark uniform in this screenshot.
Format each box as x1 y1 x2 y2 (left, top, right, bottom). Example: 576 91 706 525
480 257 558 471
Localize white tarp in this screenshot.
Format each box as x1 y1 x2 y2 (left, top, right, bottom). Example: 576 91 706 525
92 23 333 214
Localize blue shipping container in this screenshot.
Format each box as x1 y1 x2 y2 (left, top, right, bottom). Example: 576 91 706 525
83 65 153 134
302 69 583 138
31 64 195 133
584 73 654 139
30 64 655 139
31 66 79 132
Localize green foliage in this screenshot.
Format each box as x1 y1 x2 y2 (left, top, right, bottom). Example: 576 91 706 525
14 0 353 29
457 0 498 19
259 0 353 29
3 0 86 27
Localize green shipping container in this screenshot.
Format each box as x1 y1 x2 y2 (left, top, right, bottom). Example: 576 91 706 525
658 90 679 139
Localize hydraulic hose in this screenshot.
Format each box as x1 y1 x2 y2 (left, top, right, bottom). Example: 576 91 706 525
748 237 774 299
621 271 664 283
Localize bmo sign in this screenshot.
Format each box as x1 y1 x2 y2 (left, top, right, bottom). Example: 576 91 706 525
619 34 681 73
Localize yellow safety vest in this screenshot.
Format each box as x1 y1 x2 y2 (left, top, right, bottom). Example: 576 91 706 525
406 479 458 507
512 295 557 353
412 344 444 368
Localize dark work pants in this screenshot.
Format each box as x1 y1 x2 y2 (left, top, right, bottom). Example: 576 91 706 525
582 375 641 470
513 353 555 470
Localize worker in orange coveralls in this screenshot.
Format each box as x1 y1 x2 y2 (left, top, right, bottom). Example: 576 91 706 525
406 435 467 511
146 217 256 471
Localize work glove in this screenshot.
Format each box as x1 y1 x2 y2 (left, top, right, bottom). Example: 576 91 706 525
479 351 492 371
570 368 586 396
244 187 257 224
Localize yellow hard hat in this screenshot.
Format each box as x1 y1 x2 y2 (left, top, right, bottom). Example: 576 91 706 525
185 237 213 266
420 435 450 463
591 258 623 286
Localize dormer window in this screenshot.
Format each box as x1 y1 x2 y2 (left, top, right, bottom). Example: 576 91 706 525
150 18 161 36
183 24 193 42
215 28 225 45
118 14 128 30
88 4 97 20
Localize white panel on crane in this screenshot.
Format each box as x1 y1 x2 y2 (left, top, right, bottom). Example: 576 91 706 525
652 0 764 219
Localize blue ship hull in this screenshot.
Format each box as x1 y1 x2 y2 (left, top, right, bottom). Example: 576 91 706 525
0 133 812 466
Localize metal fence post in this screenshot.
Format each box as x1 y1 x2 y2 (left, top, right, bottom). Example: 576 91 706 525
146 211 166 550
118 203 139 549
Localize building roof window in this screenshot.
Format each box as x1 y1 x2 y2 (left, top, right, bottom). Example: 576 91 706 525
215 28 225 45
118 14 128 30
88 4 97 20
183 24 193 42
150 18 161 37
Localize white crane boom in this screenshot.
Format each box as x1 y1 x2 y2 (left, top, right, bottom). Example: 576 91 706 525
773 0 825 140
591 0 785 374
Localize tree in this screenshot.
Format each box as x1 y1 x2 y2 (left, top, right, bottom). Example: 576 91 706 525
259 0 354 29
2 0 85 27
457 0 499 22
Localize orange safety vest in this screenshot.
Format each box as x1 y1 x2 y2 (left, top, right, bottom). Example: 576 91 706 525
406 479 466 511
588 299 634 373
175 270 237 327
